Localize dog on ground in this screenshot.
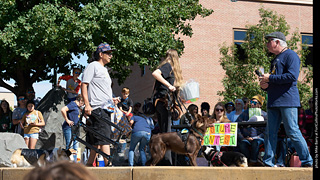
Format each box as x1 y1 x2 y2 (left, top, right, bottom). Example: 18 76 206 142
146 114 214 166
11 147 73 167
201 146 248 167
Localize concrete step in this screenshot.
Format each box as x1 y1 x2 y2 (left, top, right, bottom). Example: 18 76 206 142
0 166 313 180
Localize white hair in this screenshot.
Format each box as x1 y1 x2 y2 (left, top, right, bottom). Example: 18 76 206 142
273 38 287 47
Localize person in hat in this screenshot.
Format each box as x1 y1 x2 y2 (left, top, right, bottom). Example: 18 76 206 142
81 42 120 166
259 32 313 167
225 101 235 120
20 100 45 149
235 94 267 166
200 102 211 118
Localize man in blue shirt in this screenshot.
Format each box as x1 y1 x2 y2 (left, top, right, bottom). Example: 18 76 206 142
259 32 313 167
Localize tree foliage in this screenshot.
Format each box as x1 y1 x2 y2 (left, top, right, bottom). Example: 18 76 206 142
0 0 213 96
218 7 313 109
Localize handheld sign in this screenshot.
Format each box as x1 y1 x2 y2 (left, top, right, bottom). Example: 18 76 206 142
203 123 238 146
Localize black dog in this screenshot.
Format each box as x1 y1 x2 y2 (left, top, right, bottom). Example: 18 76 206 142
201 146 248 167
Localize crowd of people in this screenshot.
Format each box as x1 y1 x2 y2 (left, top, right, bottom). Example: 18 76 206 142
1 87 46 149
0 32 314 168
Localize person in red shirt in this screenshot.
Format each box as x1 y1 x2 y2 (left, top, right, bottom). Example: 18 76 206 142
57 68 82 102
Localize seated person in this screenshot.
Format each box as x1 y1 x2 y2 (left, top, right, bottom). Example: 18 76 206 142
180 104 198 125
211 102 230 123
225 102 235 120
236 94 267 166
118 87 134 121
228 99 244 122
57 67 82 102
200 102 211 118
210 102 230 152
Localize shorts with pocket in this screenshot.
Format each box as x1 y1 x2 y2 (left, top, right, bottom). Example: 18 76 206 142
24 133 39 139
88 108 112 145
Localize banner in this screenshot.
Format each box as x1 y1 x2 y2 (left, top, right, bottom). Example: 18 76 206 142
202 123 237 146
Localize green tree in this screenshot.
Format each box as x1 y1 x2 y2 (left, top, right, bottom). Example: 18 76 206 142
0 0 213 96
218 7 313 110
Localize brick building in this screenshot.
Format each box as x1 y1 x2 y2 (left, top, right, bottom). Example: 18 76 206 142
0 87 15 109
112 0 313 114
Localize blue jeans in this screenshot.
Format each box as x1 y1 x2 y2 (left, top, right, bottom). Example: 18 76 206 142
63 128 79 150
239 138 264 162
264 107 313 167
128 131 151 166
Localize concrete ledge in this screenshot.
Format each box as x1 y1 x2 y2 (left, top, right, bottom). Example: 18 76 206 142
1 167 312 180
1 168 32 180
133 167 313 180
87 167 132 180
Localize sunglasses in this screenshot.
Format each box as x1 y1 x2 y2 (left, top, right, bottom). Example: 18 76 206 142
27 91 35 94
18 98 25 101
102 51 112 55
74 72 81 75
250 100 259 105
215 108 224 112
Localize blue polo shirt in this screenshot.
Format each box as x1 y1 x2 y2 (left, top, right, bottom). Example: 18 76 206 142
62 101 79 130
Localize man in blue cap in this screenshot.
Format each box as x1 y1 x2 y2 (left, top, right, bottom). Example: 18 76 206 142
259 32 313 167
81 42 119 167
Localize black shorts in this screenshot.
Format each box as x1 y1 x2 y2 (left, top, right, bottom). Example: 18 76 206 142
87 108 112 145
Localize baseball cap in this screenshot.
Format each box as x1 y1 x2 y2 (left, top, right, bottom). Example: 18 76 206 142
96 43 116 53
265 32 286 42
225 102 234 109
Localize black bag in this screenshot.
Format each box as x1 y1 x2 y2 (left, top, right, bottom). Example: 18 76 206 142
143 98 155 115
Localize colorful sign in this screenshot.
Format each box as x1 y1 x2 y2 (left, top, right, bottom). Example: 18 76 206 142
202 123 238 146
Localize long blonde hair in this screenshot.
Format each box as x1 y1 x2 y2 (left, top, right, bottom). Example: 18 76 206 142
211 102 230 123
157 49 183 87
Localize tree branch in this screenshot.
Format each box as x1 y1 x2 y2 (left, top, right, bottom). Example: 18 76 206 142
0 79 16 94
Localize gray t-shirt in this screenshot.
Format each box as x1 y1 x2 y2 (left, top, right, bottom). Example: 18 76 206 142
12 107 27 120
82 61 113 110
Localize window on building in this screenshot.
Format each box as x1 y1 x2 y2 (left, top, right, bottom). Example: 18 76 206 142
301 34 313 67
234 29 248 63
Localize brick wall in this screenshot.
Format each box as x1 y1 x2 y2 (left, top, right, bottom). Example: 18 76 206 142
113 0 313 114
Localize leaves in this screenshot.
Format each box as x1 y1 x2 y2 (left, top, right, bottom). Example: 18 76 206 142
0 0 213 95
218 6 312 110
